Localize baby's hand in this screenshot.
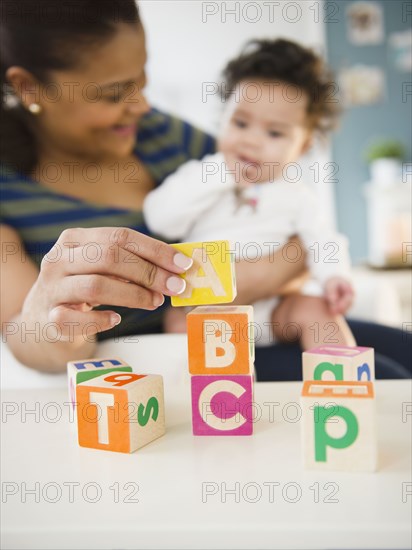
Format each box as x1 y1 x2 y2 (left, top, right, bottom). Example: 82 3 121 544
324 277 355 315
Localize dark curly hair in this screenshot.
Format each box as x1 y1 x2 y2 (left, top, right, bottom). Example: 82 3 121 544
0 0 140 176
221 38 341 134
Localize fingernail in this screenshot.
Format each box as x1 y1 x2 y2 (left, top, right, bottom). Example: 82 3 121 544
173 252 193 271
166 276 186 294
111 313 122 326
153 293 165 307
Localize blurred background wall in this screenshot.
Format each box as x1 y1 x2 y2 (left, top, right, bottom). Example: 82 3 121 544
325 0 411 263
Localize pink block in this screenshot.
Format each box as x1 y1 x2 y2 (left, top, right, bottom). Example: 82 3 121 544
307 345 371 357
191 375 254 436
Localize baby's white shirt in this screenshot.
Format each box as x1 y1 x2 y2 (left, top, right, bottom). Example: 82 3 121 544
143 152 352 287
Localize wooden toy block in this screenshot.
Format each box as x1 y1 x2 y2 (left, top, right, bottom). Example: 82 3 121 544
302 345 375 382
67 357 133 415
76 372 165 453
170 241 237 306
187 305 254 375
191 375 254 435
301 380 377 471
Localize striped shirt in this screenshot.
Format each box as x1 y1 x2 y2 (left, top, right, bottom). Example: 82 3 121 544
0 108 216 338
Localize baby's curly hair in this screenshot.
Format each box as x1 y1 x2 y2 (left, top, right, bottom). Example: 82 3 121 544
222 38 341 134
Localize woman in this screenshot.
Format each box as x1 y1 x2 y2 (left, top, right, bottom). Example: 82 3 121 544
1 1 410 377
0 1 305 371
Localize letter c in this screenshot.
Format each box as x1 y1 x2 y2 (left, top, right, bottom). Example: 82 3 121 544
199 380 247 430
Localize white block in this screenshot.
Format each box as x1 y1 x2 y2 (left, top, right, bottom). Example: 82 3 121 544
302 345 375 381
301 380 377 472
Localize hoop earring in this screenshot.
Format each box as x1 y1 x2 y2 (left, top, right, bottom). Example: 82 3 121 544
28 103 42 114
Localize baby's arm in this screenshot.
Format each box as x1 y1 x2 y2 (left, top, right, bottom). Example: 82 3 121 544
143 153 235 240
294 187 354 314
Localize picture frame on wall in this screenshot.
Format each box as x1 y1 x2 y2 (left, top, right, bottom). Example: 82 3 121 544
388 30 412 72
338 64 386 107
346 1 385 45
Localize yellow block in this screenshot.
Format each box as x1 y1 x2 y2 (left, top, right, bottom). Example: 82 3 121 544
171 241 237 306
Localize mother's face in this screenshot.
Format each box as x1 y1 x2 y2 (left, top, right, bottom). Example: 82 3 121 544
12 22 150 162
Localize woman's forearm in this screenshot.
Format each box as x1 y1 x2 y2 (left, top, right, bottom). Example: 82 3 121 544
234 237 307 304
3 314 97 373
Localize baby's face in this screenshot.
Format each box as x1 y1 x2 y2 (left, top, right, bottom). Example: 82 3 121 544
218 80 312 186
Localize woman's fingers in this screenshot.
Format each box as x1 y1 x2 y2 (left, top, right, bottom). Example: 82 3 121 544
48 304 123 340
41 227 192 297
60 245 187 297
53 227 193 274
108 227 193 273
60 274 165 311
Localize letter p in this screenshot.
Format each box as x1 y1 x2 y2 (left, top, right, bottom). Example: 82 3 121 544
314 405 359 462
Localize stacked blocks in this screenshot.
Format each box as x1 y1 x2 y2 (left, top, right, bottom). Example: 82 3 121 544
172 241 255 436
301 345 377 471
188 306 255 435
68 359 165 453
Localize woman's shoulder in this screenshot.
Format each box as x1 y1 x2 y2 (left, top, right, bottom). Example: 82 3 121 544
138 108 214 142
0 162 43 198
135 108 216 184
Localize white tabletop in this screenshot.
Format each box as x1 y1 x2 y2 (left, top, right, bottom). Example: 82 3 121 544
1 336 411 549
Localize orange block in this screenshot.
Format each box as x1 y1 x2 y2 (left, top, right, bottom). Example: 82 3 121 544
301 380 375 399
77 372 165 453
187 305 254 375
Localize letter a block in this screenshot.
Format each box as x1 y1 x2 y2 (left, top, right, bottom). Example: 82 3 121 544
301 381 377 471
191 375 254 436
170 241 236 306
302 345 375 381
187 306 254 375
67 357 133 414
77 372 165 453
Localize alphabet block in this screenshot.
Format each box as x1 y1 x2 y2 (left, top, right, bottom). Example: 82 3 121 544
302 345 375 381
191 375 254 435
170 241 236 306
76 372 165 453
187 305 254 375
301 380 377 471
67 357 133 415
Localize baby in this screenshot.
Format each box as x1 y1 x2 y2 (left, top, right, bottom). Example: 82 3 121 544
143 38 355 348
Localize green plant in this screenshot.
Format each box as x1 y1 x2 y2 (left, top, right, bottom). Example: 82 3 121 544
364 139 406 163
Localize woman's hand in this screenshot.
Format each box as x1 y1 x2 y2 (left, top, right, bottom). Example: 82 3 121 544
3 226 193 371
23 227 193 338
